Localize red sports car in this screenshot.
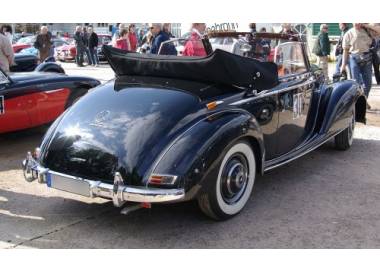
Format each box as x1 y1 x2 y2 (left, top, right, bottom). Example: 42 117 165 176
0 67 100 134
55 34 111 62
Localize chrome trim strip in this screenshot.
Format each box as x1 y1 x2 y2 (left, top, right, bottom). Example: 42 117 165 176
264 129 344 172
47 170 185 203
230 78 316 106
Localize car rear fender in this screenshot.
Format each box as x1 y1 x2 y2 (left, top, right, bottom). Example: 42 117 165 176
150 109 264 197
318 80 365 135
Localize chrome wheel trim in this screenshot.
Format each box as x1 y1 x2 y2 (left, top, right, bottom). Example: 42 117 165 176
216 142 255 215
220 154 249 204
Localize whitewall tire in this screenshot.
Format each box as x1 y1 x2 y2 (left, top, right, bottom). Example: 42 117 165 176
198 140 256 220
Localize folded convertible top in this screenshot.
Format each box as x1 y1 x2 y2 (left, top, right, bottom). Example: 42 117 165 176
102 45 279 90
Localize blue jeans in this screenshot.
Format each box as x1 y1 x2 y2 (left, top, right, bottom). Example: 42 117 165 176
350 55 373 97
89 47 99 65
84 47 92 65
75 46 84 65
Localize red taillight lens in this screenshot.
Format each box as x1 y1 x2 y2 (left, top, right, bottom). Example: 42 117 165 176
148 174 177 185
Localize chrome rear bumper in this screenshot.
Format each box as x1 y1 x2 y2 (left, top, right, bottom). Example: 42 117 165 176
22 153 185 207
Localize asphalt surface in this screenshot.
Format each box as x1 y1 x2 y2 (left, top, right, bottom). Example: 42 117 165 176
1 63 380 248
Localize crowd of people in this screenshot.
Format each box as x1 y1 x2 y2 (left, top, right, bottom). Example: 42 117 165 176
313 23 380 107
2 22 380 108
109 22 206 57
73 25 100 67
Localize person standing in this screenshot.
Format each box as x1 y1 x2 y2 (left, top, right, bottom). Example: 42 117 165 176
163 23 175 38
340 23 378 102
74 26 85 67
182 23 207 57
0 30 15 73
313 24 331 79
88 26 99 66
137 29 145 46
150 23 174 55
34 26 52 62
82 27 92 65
1 25 13 44
334 23 350 77
112 23 126 47
115 29 131 51
127 24 138 52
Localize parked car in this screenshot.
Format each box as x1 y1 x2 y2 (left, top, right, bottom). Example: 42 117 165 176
20 38 70 59
12 36 36 53
11 52 63 73
56 34 111 62
0 67 100 134
22 33 367 220
55 40 76 61
12 33 34 44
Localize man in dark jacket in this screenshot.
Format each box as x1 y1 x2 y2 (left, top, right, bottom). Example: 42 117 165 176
34 25 52 62
88 26 99 66
314 24 331 79
150 23 177 55
82 27 92 65
335 23 350 76
74 26 85 67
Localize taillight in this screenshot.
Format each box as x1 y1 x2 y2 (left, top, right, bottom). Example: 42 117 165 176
148 174 177 185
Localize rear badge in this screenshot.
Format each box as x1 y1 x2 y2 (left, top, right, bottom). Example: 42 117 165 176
90 110 111 127
0 96 4 115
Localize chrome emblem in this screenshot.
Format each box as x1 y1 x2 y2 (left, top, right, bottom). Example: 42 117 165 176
94 110 110 124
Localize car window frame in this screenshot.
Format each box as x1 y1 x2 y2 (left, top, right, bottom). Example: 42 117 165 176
274 41 309 79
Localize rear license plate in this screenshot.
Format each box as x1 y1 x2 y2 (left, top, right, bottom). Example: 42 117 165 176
47 172 91 197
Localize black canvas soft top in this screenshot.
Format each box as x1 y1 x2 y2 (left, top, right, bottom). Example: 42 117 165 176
102 45 279 90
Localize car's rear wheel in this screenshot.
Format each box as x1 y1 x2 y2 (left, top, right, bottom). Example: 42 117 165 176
335 108 355 150
197 140 256 220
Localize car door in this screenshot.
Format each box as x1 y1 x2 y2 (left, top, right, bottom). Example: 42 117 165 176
26 87 70 127
274 42 315 156
0 71 32 133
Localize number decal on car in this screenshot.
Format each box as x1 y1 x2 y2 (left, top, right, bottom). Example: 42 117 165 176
293 92 304 119
0 96 4 115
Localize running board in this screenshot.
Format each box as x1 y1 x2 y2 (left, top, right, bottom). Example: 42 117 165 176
263 130 344 172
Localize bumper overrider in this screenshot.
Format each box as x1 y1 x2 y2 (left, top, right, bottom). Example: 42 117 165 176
22 150 185 207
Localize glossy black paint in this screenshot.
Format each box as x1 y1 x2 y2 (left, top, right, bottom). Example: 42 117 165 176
11 54 38 72
0 72 100 100
37 52 366 200
11 53 62 73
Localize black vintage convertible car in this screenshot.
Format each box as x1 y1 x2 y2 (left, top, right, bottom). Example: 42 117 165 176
23 32 367 220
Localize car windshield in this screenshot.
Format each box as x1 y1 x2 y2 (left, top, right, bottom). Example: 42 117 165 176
52 38 69 47
16 36 35 44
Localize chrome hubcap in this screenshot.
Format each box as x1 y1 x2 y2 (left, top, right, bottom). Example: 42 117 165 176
220 153 249 204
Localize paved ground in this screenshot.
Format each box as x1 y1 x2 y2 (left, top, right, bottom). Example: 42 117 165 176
1 63 380 248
